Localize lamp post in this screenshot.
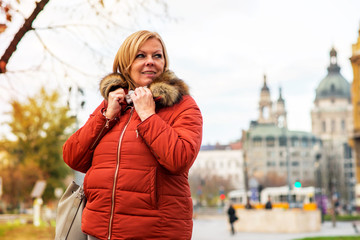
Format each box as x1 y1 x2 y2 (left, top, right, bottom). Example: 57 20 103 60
242 130 249 195
348 177 356 214
315 153 324 222
280 124 291 207
286 131 291 207
68 85 86 185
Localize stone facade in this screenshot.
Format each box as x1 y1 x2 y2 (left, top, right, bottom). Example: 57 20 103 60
190 149 244 189
311 47 355 207
245 76 321 188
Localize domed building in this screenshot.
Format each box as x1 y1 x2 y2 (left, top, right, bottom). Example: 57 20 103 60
316 48 351 100
312 47 353 140
311 47 354 210
245 75 321 191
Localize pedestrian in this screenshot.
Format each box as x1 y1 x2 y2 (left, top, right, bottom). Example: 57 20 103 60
245 197 253 209
265 196 272 209
227 203 238 235
63 30 203 240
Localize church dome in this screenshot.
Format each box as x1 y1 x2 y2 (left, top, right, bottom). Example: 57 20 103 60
315 47 351 100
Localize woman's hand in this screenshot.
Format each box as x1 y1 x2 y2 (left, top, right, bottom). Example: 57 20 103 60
131 87 155 121
106 88 126 119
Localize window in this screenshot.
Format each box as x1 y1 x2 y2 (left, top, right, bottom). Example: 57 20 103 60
331 120 335 133
263 106 269 119
301 151 309 157
278 116 285 128
301 137 308 147
322 121 326 133
311 137 317 147
253 137 262 147
341 120 346 132
267 161 276 167
292 161 299 166
291 136 299 147
267 151 275 158
292 151 300 157
279 136 287 146
344 143 352 159
266 136 275 147
331 84 335 93
346 172 354 178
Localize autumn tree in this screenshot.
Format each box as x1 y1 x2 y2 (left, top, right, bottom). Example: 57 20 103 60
261 171 287 188
189 170 235 207
0 87 75 211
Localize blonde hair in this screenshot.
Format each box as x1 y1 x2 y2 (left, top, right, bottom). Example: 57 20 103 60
113 30 169 90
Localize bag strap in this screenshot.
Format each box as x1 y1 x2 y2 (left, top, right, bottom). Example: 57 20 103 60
59 185 85 240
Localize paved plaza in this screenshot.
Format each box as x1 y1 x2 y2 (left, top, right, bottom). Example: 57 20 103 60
192 216 359 240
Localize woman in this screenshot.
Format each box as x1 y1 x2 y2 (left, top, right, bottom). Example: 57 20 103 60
227 203 238 235
63 30 203 240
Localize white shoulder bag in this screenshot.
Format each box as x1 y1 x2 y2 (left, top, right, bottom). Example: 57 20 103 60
55 181 87 240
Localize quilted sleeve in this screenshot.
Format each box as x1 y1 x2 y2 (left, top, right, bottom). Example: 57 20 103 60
136 96 203 174
63 101 116 173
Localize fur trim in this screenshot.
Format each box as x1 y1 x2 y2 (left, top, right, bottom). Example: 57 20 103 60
99 73 128 100
99 70 189 107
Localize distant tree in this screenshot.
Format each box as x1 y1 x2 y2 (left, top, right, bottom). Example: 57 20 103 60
0 87 75 210
262 171 287 187
189 171 234 207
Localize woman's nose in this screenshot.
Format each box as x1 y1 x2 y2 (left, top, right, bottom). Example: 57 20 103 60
145 56 154 66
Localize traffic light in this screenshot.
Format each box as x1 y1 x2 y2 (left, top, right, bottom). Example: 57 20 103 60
220 194 226 200
219 186 225 200
294 181 302 188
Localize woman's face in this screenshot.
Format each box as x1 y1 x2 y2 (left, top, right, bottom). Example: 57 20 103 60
129 38 165 87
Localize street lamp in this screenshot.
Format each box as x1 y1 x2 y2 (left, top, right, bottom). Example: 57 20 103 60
68 85 86 185
281 125 291 207
314 153 324 222
348 177 356 214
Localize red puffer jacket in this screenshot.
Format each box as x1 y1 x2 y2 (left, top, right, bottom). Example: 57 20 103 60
63 71 203 240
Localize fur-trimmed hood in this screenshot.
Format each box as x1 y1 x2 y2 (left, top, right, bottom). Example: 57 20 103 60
100 70 189 108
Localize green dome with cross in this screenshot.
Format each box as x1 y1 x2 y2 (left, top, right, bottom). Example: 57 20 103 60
315 47 351 100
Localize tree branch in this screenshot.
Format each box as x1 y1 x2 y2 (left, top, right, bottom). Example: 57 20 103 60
0 0 50 74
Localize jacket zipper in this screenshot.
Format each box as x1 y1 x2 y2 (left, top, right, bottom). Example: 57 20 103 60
108 107 134 240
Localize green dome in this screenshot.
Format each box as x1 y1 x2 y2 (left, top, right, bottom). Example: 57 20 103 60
315 48 351 100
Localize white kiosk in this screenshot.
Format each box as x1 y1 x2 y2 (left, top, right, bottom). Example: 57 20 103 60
30 180 46 227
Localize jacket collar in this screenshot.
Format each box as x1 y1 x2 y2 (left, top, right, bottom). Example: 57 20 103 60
100 70 190 108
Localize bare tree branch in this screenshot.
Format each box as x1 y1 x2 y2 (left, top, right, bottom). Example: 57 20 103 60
33 29 95 77
0 0 169 83
0 0 50 73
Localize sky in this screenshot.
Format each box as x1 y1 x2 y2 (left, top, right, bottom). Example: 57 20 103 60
156 0 360 145
1 0 360 145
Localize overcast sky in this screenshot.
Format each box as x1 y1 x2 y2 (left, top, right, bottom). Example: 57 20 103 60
1 0 360 145
156 0 360 145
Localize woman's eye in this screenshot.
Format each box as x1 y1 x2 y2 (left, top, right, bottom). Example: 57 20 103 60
154 54 163 58
136 54 145 58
